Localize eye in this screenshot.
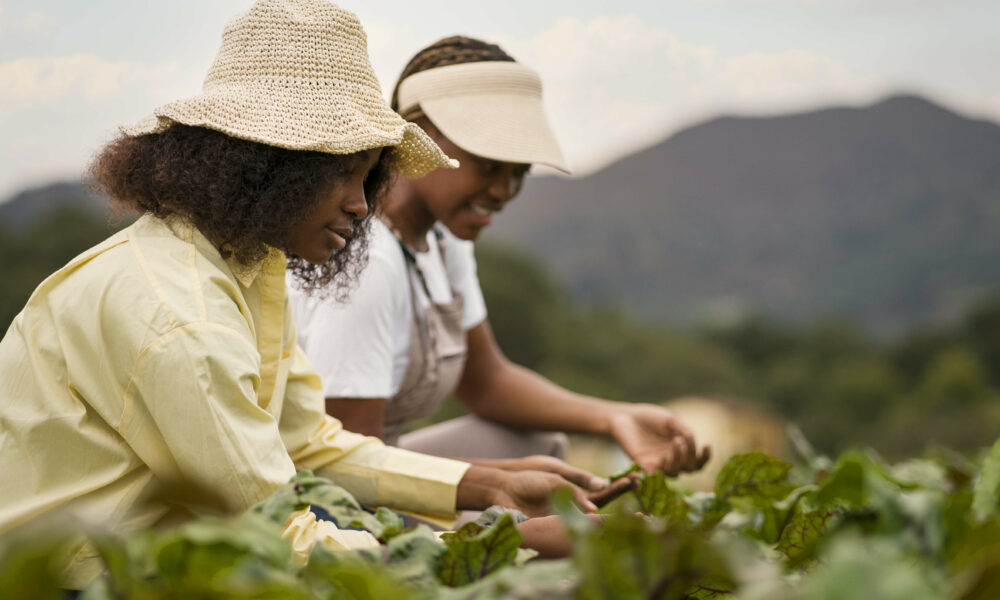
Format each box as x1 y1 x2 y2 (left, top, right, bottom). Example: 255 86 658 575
362 162 382 209
479 159 502 175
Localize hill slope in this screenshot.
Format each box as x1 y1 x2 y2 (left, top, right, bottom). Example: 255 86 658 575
485 95 1000 331
3 95 998 332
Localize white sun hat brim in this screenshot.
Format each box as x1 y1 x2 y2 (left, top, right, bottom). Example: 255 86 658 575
396 61 569 173
122 0 456 179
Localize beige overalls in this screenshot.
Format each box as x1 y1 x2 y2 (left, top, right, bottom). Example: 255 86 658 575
382 228 468 446
388 227 569 460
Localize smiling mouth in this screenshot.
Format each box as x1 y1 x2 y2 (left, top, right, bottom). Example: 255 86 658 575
471 204 496 217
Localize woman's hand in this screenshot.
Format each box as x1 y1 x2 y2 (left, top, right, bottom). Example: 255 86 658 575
517 514 608 558
457 465 596 517
492 469 598 517
609 403 711 475
474 455 607 492
468 455 639 509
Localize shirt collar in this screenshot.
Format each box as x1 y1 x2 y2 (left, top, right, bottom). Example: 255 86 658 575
226 247 287 288
227 255 266 288
157 213 283 288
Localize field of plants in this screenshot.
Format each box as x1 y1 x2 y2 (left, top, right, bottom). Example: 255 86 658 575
3 432 1000 599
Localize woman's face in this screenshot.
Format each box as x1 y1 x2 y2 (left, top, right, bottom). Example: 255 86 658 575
410 127 529 241
288 148 382 264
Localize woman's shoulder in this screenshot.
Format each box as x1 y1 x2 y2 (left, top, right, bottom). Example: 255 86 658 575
81 215 255 334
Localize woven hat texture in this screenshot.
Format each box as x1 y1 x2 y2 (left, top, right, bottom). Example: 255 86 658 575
397 61 568 173
122 0 456 178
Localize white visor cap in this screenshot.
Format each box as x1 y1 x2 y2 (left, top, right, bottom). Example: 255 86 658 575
396 61 569 173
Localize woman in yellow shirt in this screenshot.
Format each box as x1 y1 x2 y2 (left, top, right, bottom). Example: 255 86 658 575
0 1 600 588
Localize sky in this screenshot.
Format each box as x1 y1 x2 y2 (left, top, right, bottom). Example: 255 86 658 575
1 0 998 201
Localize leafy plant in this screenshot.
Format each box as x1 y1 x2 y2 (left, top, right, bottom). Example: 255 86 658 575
6 439 1000 599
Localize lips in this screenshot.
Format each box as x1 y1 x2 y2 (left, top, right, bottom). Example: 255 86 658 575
471 203 503 217
324 225 353 249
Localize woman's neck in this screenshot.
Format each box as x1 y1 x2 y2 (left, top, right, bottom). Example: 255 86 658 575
382 178 435 252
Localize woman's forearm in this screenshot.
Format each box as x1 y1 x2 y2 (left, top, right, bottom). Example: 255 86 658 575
325 396 387 438
456 322 622 436
459 360 622 435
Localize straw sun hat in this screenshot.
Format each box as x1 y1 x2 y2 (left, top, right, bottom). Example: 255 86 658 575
123 0 456 179
396 61 569 173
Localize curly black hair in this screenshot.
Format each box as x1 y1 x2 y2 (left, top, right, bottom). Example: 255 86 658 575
88 124 395 299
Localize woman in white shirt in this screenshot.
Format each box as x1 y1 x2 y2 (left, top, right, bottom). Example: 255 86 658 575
292 36 709 484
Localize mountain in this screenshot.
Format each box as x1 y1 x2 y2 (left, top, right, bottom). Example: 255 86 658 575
0 181 107 229
484 95 1000 332
2 95 998 332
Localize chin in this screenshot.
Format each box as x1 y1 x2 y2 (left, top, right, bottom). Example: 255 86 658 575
303 249 335 265
444 222 484 242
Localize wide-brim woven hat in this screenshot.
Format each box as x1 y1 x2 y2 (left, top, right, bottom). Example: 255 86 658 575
122 0 456 179
396 61 569 173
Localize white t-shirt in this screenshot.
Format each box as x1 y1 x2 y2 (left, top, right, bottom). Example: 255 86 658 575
289 219 487 399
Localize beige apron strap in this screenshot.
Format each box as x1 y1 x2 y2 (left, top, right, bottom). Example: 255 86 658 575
382 226 468 445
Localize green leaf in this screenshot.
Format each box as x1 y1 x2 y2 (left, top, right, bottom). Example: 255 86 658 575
714 452 796 507
373 506 407 543
300 550 422 600
515 547 539 566
634 471 691 526
774 507 836 566
812 453 870 509
572 506 735 600
889 459 947 491
609 462 643 481
750 486 814 545
0 534 67 600
973 438 1000 522
435 558 577 600
685 492 728 531
78 578 114 600
685 576 736 599
250 470 403 540
437 513 523 587
552 486 597 537
789 534 944 600
381 526 448 592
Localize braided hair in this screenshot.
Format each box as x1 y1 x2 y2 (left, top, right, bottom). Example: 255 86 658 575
390 36 516 112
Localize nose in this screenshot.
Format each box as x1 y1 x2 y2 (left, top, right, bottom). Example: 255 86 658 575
342 184 369 220
487 169 520 204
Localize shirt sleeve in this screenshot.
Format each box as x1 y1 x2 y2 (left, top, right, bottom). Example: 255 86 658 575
280 302 471 517
289 235 408 399
441 230 488 330
125 321 298 513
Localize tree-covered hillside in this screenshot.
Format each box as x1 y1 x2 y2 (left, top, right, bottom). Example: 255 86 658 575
487 95 1000 333
1 205 999 458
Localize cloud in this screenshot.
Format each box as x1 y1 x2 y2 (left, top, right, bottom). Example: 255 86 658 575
0 55 181 107
0 53 195 200
493 15 875 173
681 0 939 12
953 92 1000 125
0 4 54 36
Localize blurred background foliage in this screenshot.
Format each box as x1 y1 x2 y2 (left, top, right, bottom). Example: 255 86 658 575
474 239 1000 460
2 205 999 462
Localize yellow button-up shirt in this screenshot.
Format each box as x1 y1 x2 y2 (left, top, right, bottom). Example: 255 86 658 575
0 214 469 586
